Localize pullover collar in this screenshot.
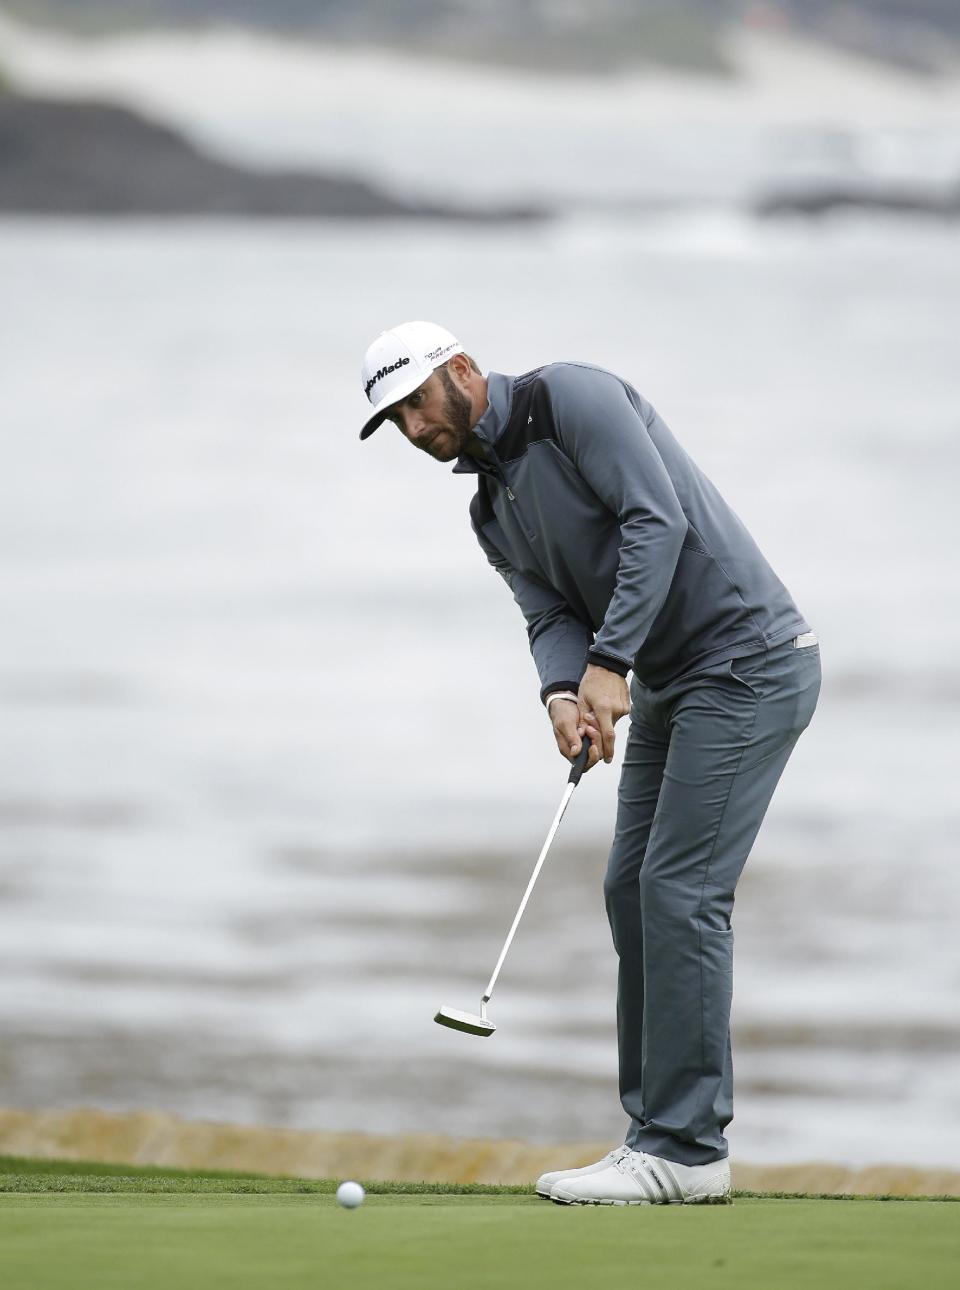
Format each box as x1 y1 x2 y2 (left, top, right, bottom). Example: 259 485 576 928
451 371 514 475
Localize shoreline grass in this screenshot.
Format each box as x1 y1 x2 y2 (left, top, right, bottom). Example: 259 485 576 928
1 1155 957 1201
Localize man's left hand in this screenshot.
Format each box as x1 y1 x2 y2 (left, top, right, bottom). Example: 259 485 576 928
577 664 631 765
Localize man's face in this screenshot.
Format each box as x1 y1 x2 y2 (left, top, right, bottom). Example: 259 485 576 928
385 366 473 462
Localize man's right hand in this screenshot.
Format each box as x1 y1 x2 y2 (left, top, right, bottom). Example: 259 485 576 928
550 698 603 772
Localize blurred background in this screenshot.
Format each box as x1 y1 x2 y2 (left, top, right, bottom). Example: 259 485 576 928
1 1 958 1169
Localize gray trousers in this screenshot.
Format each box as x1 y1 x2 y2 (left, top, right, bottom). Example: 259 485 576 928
604 636 822 1165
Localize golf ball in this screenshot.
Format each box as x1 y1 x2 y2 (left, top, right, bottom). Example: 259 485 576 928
336 1181 365 1209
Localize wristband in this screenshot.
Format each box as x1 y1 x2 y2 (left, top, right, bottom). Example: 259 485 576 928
545 690 580 717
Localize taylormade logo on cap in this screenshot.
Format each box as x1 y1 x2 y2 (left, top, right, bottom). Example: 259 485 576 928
364 355 410 398
358 320 464 441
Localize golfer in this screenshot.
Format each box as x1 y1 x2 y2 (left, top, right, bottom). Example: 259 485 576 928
358 321 821 1205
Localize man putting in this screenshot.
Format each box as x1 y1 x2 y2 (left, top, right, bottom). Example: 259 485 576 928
358 320 821 1206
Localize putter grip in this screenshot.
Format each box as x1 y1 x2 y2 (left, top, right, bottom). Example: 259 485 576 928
568 734 592 786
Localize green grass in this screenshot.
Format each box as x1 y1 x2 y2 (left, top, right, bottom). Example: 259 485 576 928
0 1155 526 1195
1 1157 958 1290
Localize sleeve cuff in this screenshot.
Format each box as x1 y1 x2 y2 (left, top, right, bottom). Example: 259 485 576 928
585 650 631 677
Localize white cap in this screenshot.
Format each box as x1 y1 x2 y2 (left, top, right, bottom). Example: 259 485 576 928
359 320 464 440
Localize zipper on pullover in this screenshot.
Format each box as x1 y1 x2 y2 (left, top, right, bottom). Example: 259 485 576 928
480 445 516 501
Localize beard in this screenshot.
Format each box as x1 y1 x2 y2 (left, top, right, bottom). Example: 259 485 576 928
428 368 474 459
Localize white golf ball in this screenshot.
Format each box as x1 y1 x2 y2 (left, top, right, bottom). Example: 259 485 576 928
336 1180 365 1209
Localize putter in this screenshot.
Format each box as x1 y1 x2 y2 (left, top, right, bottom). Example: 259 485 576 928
434 735 592 1037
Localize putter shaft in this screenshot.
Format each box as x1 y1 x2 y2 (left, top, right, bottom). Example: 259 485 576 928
481 740 589 1004
434 737 591 1038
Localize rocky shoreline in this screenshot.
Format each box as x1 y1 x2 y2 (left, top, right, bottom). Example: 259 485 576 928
3 92 958 224
0 93 545 221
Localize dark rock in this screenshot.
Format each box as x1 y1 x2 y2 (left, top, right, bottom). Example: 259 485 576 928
754 182 960 219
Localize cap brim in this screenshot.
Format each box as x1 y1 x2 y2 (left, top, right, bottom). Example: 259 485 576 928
359 367 432 441
359 411 387 441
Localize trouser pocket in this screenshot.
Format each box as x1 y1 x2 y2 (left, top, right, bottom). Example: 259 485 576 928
725 652 766 701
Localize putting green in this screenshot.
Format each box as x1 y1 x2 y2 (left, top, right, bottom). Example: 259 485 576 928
1 1191 959 1290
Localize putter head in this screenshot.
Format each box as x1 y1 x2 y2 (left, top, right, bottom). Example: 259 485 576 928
434 1005 496 1037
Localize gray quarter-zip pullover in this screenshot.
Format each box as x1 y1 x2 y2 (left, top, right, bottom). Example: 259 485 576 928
452 363 810 701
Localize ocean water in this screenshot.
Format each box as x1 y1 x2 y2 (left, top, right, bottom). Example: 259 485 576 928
1 211 958 1165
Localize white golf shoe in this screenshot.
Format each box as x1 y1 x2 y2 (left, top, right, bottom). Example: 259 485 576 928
535 1146 629 1199
551 1148 731 1205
